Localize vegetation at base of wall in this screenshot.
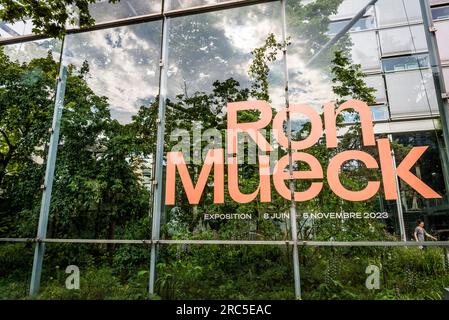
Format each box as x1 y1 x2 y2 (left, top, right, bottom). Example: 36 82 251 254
1 243 448 300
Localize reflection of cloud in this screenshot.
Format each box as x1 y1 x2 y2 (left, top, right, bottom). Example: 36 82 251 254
64 24 160 124
168 2 285 108
288 45 336 109
166 1 338 114
4 40 61 63
221 12 276 53
0 20 33 38
89 0 161 23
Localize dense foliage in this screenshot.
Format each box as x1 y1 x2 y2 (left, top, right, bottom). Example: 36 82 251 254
0 0 121 38
1 0 448 300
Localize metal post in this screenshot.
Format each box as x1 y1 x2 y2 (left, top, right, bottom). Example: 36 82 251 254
419 0 449 200
29 65 68 295
149 1 170 296
307 0 379 67
388 134 407 242
281 0 301 300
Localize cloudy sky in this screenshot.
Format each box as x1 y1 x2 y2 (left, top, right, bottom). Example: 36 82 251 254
2 0 379 125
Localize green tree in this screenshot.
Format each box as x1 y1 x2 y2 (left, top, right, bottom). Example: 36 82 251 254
0 0 121 38
0 48 59 236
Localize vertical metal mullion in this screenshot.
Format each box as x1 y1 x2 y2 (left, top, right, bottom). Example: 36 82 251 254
419 0 449 202
280 0 302 300
149 0 170 296
29 64 68 295
388 134 407 242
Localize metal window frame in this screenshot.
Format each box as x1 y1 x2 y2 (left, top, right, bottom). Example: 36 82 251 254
0 0 278 46
2 238 449 247
0 0 447 299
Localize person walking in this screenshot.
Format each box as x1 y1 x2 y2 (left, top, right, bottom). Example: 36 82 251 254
413 219 437 249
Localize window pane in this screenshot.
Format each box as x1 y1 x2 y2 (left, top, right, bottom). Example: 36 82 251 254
89 0 161 23
1 39 62 238
2 39 61 63
342 105 388 123
386 69 439 118
375 0 422 27
286 0 391 243
365 75 387 103
382 54 429 72
371 104 389 121
168 2 284 104
48 21 162 240
379 24 427 56
331 0 375 20
0 20 33 38
328 16 376 35
165 1 287 241
393 131 447 216
432 5 449 20
350 31 381 71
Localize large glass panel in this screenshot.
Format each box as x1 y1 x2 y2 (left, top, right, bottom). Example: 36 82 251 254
89 0 161 24
379 25 427 56
285 0 389 243
375 0 422 27
331 0 374 20
164 1 287 241
2 39 62 62
393 131 448 237
0 20 33 39
386 69 439 118
0 39 62 239
47 21 161 240
350 30 381 71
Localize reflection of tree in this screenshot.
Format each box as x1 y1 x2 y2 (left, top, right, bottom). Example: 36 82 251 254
0 0 394 243
0 0 122 38
286 0 349 64
394 133 446 213
0 49 58 236
0 47 151 242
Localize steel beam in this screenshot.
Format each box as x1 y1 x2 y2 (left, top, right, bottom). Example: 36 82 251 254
0 0 277 46
307 0 379 67
148 1 171 296
280 0 302 300
29 65 68 295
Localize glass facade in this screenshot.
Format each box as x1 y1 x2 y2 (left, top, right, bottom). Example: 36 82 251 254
89 0 162 23
1 0 449 300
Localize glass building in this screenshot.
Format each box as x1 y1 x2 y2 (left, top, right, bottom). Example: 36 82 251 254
1 0 449 299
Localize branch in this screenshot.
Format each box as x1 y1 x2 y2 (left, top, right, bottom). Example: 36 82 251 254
0 129 14 149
